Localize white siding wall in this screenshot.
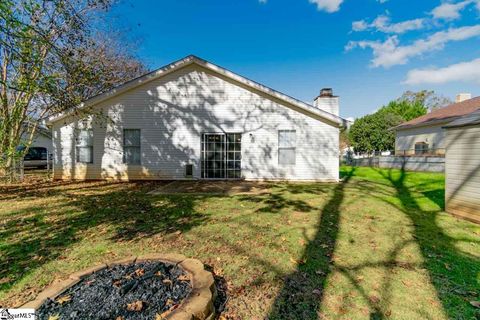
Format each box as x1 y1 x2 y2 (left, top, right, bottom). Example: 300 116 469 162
395 125 446 154
52 64 339 181
445 125 480 223
21 132 52 152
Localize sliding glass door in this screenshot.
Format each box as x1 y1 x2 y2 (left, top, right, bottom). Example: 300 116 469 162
201 133 241 179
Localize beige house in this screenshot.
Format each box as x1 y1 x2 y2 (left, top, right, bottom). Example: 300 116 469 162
394 94 480 156
444 110 480 223
47 55 345 181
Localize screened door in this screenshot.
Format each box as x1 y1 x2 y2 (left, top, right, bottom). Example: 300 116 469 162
201 133 241 179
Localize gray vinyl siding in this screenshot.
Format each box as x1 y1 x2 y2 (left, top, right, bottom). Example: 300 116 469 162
445 125 480 223
52 64 339 181
395 125 446 155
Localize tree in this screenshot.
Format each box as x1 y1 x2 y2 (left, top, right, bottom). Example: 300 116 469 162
349 111 403 154
0 0 147 180
349 90 435 154
379 100 427 122
399 90 452 111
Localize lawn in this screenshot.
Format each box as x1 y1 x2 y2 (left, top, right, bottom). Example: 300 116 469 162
0 167 479 319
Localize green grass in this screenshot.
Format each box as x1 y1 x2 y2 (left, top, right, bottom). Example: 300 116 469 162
0 167 479 319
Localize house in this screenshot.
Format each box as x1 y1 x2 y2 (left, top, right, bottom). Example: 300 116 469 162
393 94 480 156
444 109 480 224
27 126 53 154
47 55 345 181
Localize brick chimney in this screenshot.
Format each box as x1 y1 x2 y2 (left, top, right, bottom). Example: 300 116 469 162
313 88 339 116
456 93 472 103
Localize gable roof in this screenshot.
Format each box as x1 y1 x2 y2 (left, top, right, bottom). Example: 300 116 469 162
394 96 480 130
47 55 346 127
443 109 480 128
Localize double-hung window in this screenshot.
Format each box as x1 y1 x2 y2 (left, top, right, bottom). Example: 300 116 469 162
76 130 93 163
278 130 296 165
123 129 141 165
414 142 429 155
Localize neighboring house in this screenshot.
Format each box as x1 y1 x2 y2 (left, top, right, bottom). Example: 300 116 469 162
393 94 480 156
26 126 53 153
47 55 346 181
444 109 480 224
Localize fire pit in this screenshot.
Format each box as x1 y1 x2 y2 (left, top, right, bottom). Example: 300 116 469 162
23 254 216 320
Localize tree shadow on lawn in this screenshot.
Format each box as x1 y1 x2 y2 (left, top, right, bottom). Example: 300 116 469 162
266 167 356 320
0 181 211 303
372 168 480 319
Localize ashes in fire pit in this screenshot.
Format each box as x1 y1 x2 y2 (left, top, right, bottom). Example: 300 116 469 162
37 261 192 320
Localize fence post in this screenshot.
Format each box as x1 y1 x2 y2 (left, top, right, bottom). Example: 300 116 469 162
20 158 24 182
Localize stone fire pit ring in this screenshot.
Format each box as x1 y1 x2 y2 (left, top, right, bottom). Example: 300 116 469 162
22 254 216 320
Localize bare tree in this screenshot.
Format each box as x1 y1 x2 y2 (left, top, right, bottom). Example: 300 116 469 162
0 0 147 181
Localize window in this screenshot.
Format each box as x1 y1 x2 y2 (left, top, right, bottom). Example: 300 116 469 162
185 164 193 177
226 133 242 179
76 130 93 163
278 130 296 165
415 142 429 155
123 129 141 165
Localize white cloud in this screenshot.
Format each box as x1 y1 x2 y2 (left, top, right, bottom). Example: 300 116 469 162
309 0 343 13
431 0 476 20
347 25 480 68
405 58 480 84
352 15 425 34
259 0 267 3
352 20 369 31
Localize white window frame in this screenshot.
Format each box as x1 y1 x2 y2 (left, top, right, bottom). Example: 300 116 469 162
76 129 93 164
278 130 296 166
123 129 142 165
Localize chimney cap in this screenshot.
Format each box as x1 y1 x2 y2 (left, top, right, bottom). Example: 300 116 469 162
320 88 333 97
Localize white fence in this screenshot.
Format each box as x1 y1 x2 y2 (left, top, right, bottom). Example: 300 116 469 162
351 156 445 173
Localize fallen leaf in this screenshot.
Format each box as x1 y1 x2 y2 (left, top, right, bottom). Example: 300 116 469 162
156 310 171 319
178 274 189 281
162 279 172 286
470 301 480 308
126 300 144 312
116 317 124 320
56 295 71 304
315 270 326 276
155 271 162 277
290 257 306 265
369 295 380 304
48 315 60 320
134 268 145 277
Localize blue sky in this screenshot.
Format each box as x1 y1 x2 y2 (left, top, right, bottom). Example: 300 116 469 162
108 0 480 119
